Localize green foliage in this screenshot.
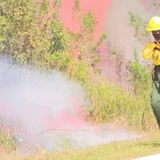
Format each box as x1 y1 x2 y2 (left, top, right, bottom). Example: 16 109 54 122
50 17 72 71
54 0 62 8
0 130 15 151
76 73 154 130
129 12 149 41
128 49 151 94
74 0 80 11
83 12 95 32
71 58 151 128
72 62 89 84
51 51 71 71
40 0 49 15
51 19 70 53
0 0 100 72
0 0 54 69
0 16 8 50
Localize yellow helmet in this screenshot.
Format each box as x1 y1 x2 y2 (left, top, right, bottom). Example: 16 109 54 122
147 16 160 31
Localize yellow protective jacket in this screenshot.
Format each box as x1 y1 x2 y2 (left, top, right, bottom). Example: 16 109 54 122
143 42 160 65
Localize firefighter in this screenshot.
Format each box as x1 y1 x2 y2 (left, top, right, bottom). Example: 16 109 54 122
143 16 160 128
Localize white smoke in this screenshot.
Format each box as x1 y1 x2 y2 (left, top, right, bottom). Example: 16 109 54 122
0 56 89 150
0 56 139 154
105 0 154 60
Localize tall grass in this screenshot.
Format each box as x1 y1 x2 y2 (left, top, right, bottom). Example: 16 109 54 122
0 130 15 151
73 61 156 130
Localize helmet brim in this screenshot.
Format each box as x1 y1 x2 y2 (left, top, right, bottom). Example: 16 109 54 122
146 27 160 32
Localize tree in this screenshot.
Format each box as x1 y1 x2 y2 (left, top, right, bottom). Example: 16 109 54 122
0 0 53 68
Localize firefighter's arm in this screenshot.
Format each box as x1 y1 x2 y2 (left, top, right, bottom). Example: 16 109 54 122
142 42 156 59
153 49 160 65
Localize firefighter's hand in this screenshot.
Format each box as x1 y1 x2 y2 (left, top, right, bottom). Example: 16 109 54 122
142 42 156 59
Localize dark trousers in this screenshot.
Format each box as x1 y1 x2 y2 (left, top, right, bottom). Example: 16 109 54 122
151 82 160 128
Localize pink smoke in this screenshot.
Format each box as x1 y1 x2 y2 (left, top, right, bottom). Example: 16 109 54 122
60 0 112 39
46 97 87 130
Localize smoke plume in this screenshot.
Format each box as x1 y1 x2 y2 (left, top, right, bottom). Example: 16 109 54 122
0 56 138 153
105 0 154 59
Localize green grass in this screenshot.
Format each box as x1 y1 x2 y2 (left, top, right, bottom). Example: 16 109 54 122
0 130 15 151
1 132 160 160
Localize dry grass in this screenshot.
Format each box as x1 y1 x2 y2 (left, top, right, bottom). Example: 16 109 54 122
0 132 160 160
